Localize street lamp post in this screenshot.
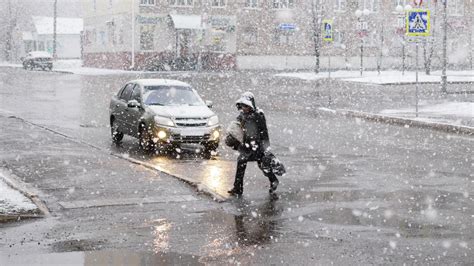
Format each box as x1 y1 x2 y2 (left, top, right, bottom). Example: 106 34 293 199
53 0 57 59
355 8 370 76
396 4 413 75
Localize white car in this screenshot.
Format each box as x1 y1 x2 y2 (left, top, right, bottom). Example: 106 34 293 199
109 79 221 154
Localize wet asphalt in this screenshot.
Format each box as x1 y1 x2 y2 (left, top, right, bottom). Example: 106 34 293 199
0 66 473 265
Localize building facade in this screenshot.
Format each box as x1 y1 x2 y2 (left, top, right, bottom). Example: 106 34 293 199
82 0 473 70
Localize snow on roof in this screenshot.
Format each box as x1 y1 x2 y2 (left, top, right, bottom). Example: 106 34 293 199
32 16 83 35
29 51 52 58
133 79 191 87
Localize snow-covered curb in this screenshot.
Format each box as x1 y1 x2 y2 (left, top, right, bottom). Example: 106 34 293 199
0 169 46 219
318 108 474 136
276 70 474 85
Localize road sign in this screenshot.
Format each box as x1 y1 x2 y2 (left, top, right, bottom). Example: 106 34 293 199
279 23 296 30
406 9 430 37
322 19 333 42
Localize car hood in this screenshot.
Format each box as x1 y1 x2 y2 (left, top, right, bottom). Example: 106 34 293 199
148 105 215 119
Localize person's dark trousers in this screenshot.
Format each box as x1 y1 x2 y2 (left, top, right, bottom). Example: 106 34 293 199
233 155 279 194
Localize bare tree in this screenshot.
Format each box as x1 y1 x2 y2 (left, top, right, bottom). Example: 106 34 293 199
422 1 437 75
311 0 322 73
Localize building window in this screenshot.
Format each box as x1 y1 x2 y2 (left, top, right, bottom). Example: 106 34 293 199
448 0 464 16
272 0 294 9
210 32 226 52
169 0 193 7
140 0 155 5
118 29 124 44
242 27 258 45
364 31 377 47
211 0 226 7
140 25 155 50
393 0 407 8
273 29 294 46
245 0 258 8
335 0 346 11
360 0 379 12
333 31 345 47
107 21 115 45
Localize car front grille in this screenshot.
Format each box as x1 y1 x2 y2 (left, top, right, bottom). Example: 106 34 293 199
174 118 207 127
172 134 210 143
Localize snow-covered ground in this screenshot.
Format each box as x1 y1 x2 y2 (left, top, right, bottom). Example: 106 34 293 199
277 70 473 127
53 59 153 75
276 70 474 84
380 101 474 126
0 173 38 215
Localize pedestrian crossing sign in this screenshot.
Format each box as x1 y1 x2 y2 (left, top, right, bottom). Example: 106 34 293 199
322 19 333 42
406 9 430 36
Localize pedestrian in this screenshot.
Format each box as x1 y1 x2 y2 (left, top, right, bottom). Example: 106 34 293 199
227 92 279 196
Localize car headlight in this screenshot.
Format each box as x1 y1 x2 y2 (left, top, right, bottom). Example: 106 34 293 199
208 115 219 126
154 116 175 127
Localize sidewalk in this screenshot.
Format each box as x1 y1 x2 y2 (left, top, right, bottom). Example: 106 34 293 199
276 70 474 131
275 70 474 84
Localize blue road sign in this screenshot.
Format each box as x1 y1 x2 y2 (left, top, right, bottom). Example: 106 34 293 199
406 9 430 36
322 19 333 42
279 23 296 30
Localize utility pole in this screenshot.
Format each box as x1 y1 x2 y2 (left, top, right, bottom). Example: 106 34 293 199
53 0 57 59
131 0 135 69
441 0 448 93
470 0 473 70
311 0 321 73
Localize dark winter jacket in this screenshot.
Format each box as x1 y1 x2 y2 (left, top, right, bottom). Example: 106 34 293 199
235 92 270 160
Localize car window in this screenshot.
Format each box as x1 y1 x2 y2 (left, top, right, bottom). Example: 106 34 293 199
119 83 134 101
143 86 204 106
131 85 141 102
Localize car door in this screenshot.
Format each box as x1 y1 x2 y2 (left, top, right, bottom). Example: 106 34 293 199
126 84 144 137
115 83 134 134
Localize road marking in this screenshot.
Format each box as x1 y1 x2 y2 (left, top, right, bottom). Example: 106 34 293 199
59 195 197 209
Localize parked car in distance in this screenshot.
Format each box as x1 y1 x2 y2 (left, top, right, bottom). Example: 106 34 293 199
109 79 221 155
22 51 53 71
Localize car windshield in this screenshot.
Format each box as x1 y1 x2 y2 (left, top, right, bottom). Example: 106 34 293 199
143 86 204 106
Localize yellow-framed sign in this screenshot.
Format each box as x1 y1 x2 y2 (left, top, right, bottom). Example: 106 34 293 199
406 9 430 37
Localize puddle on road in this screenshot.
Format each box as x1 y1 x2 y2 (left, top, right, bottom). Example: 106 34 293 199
199 194 284 253
2 249 203 266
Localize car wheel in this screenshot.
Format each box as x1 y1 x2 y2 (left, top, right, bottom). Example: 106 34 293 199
138 124 154 151
202 143 218 158
110 119 123 144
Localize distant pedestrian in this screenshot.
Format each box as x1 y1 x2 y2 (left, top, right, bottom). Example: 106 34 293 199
226 92 279 196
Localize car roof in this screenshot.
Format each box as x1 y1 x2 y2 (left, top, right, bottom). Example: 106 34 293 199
130 79 191 87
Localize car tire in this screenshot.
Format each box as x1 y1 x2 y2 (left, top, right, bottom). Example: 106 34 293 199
110 119 123 144
138 124 154 151
202 143 218 158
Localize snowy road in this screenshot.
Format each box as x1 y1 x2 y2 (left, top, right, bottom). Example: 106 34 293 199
0 67 472 264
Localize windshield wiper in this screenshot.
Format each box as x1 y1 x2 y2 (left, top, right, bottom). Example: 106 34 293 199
147 103 164 106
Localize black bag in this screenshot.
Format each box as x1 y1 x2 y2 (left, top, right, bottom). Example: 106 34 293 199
225 134 241 150
261 151 286 176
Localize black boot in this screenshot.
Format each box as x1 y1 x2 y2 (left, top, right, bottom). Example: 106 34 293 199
228 188 242 196
269 180 279 194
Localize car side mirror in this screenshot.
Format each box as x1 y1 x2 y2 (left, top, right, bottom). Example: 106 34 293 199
205 100 213 108
127 99 140 108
